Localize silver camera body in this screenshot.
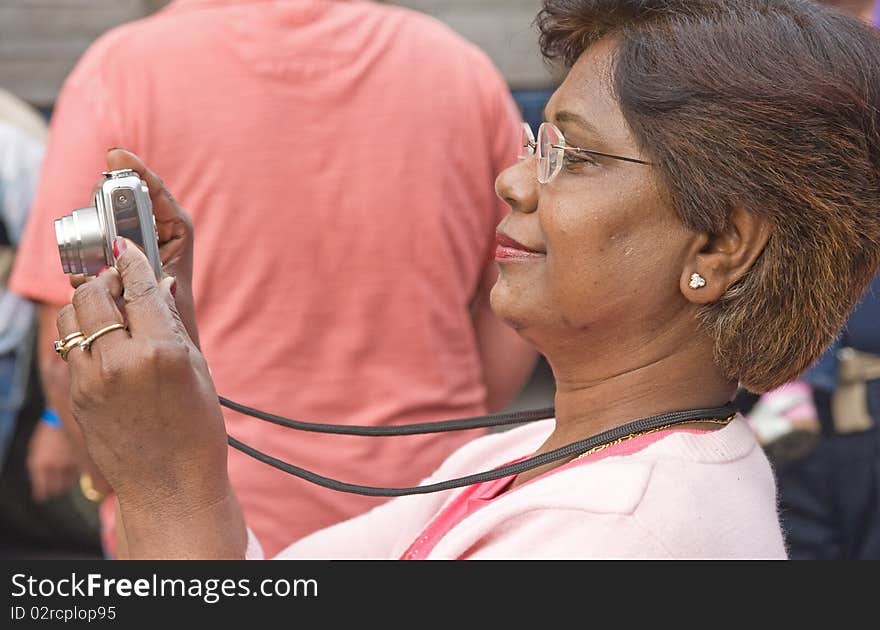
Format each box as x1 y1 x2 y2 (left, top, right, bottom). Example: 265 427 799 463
55 169 162 279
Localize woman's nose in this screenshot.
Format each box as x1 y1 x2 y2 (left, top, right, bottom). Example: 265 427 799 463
495 159 538 214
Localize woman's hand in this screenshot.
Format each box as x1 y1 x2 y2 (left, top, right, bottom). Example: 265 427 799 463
101 149 201 348
57 239 245 558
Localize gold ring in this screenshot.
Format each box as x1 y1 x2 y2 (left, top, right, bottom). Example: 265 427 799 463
78 323 127 352
54 331 85 354
60 339 83 361
61 331 86 344
55 333 86 360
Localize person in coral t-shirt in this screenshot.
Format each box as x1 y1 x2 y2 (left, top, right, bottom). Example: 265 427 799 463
10 0 536 557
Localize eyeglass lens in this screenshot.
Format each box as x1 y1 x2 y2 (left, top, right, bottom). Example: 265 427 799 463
519 123 535 160
537 123 564 184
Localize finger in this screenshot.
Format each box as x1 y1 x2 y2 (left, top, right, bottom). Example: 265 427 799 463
56 304 82 341
105 149 179 224
69 262 113 290
56 304 95 370
69 272 97 290
113 238 184 338
70 267 127 358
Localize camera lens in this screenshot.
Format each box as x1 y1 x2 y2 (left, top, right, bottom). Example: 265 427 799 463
54 206 111 276
56 171 162 280
115 190 133 209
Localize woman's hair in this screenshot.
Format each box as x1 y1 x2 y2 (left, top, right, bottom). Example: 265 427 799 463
537 0 880 393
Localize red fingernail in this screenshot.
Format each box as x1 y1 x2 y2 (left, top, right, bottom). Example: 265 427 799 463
170 278 178 297
98 266 111 275
112 237 127 258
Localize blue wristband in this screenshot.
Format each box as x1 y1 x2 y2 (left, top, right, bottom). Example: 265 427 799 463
40 408 62 429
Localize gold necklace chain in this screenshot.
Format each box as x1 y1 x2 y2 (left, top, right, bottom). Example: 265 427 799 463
571 414 736 462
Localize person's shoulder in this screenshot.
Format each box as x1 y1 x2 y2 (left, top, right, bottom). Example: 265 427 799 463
628 419 785 553
641 415 761 464
371 3 502 72
513 452 659 515
64 8 178 82
501 417 767 513
376 4 469 40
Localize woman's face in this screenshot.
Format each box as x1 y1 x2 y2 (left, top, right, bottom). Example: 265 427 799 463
492 38 698 353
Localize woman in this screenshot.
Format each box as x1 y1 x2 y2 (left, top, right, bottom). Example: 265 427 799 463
55 0 880 559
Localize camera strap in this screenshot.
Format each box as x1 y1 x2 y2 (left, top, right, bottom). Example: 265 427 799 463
221 398 738 497
219 396 555 435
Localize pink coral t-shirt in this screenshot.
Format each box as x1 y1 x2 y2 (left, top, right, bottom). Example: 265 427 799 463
401 428 712 560
10 0 522 556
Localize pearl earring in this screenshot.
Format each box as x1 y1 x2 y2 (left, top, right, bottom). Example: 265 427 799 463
689 273 707 289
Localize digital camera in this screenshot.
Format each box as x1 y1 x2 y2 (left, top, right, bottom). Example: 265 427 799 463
55 169 162 279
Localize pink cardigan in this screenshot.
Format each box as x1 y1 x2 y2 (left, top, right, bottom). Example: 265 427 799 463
248 416 788 559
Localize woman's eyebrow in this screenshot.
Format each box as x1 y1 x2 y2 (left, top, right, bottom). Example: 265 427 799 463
556 110 605 141
543 107 608 144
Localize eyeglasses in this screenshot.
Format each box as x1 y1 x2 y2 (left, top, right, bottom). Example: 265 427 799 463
519 122 651 184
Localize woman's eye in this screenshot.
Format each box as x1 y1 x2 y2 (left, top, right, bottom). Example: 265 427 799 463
563 151 598 169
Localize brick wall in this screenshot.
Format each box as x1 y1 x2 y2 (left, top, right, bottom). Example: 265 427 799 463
0 0 168 109
0 0 555 109
387 0 553 90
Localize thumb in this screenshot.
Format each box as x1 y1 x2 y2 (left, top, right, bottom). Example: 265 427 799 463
158 275 178 310
157 274 193 345
105 148 178 223
105 148 155 186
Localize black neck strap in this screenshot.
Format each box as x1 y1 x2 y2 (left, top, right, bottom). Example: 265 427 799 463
219 396 554 435
224 401 738 497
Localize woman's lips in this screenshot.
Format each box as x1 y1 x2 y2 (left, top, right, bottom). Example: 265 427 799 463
495 232 544 261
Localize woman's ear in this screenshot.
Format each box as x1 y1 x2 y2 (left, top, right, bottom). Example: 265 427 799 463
680 207 772 304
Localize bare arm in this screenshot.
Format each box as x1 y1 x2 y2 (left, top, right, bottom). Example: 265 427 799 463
471 263 539 412
118 487 246 560
112 469 244 560
60 243 245 559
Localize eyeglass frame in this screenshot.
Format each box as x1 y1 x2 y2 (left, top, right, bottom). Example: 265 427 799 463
520 122 652 184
